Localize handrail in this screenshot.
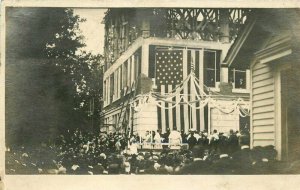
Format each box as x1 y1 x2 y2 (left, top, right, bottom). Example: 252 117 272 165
132 142 189 150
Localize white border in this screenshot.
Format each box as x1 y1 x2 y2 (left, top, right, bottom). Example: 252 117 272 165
2 0 300 8
2 1 300 190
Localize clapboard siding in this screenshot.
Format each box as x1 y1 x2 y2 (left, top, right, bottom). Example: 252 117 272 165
252 78 274 89
252 73 273 83
252 66 272 77
253 118 274 126
252 105 275 114
252 98 274 108
253 132 275 140
252 91 274 101
253 112 274 120
252 63 269 71
252 85 274 95
253 125 274 133
252 61 275 147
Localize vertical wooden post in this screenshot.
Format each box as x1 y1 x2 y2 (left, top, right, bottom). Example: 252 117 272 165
208 104 211 134
275 69 282 160
131 55 135 86
246 69 250 90
219 9 230 43
183 49 189 133
199 48 205 131
221 67 228 83
141 44 149 77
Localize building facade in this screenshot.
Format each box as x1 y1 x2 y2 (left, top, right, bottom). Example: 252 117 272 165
101 9 251 137
225 9 300 161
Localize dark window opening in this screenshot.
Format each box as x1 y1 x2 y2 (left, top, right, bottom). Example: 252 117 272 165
229 68 246 89
204 50 220 87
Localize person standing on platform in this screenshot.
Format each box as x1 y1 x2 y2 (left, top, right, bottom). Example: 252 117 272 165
154 130 161 143
187 131 197 150
181 130 187 143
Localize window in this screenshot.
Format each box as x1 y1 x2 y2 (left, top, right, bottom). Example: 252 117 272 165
148 45 156 78
123 61 128 88
110 75 114 103
134 53 139 80
204 50 220 88
229 68 246 89
104 80 107 105
119 66 123 92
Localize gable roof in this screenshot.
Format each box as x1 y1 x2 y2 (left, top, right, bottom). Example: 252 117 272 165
223 9 298 70
222 11 257 68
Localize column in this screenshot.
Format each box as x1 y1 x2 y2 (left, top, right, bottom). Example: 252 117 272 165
219 9 230 43
246 69 250 90
183 49 189 132
199 49 205 131
141 44 149 77
221 67 228 83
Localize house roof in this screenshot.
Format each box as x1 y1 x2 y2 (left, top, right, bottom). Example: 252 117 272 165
223 9 299 70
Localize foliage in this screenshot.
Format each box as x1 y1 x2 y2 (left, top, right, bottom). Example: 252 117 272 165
6 8 103 146
45 9 104 131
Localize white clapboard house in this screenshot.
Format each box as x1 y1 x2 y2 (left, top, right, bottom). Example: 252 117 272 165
224 9 300 161
101 8 251 137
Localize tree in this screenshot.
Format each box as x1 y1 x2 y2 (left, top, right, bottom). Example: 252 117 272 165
71 52 104 131
6 7 103 146
45 9 104 132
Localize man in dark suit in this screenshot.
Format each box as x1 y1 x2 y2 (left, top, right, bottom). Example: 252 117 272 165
227 129 239 155
231 135 254 174
187 132 197 150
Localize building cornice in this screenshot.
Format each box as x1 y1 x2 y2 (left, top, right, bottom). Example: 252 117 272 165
251 35 292 67
104 37 144 79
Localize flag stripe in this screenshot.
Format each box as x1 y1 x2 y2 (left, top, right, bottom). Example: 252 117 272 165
180 96 184 132
199 49 205 131
183 49 189 132
157 85 162 132
204 105 208 131
164 86 169 131
161 85 166 133
176 87 181 131
191 50 197 130
195 51 201 132
172 84 177 130
187 50 192 129
168 84 173 130
157 106 162 131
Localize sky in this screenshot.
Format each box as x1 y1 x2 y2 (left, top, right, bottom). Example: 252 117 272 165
73 8 107 55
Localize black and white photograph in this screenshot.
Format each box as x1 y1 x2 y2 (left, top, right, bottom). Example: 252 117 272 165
2 1 300 189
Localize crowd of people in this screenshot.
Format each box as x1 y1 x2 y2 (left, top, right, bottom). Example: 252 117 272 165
5 128 299 175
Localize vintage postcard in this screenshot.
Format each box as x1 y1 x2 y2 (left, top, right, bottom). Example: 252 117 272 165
2 0 300 190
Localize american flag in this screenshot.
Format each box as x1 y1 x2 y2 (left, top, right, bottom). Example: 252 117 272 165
155 48 206 134
155 50 183 85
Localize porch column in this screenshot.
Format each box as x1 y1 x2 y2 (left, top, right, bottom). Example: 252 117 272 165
141 44 149 77
246 69 250 90
221 66 229 83
219 9 230 43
